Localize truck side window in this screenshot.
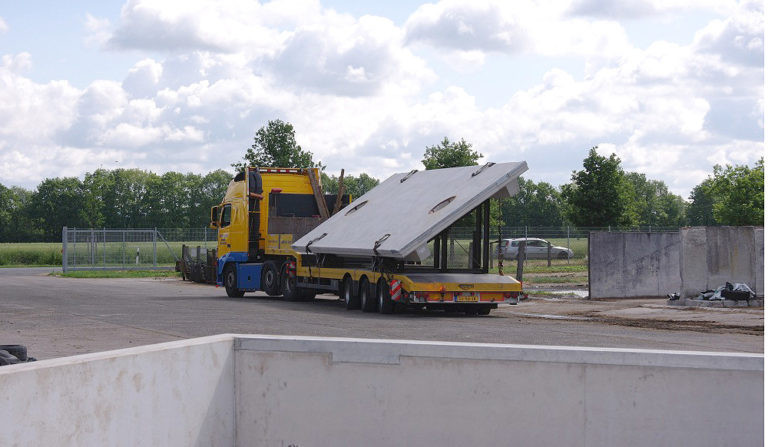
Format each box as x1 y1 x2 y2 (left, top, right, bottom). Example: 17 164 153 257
220 204 232 228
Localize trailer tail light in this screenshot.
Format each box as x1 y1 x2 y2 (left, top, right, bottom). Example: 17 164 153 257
390 280 402 302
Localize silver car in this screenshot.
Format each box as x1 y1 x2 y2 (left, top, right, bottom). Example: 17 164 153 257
501 238 574 260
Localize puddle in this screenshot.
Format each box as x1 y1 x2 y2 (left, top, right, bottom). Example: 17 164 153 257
507 312 593 321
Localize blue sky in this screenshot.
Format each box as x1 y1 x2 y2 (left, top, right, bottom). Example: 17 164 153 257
0 0 763 198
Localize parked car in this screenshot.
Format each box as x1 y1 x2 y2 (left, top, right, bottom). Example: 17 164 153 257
501 238 574 260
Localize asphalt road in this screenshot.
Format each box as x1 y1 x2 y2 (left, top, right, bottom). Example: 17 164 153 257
0 268 762 360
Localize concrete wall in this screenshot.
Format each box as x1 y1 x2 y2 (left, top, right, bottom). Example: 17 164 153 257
234 336 762 447
0 335 235 447
680 227 764 298
589 232 681 299
0 335 763 447
590 227 764 299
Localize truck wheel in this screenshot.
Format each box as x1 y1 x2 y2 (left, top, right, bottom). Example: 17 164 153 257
343 275 360 309
360 277 376 312
261 261 281 296
377 278 394 314
224 264 245 298
281 263 302 301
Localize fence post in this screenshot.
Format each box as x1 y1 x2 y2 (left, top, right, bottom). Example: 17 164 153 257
547 241 552 267
62 226 68 273
153 228 157 268
102 228 106 268
515 240 526 282
122 230 126 269
90 229 95 266
567 226 571 265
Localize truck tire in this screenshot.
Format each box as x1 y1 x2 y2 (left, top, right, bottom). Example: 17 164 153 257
223 264 245 298
281 263 302 302
0 345 27 361
477 305 492 315
360 276 376 312
0 350 19 365
261 261 281 296
376 278 394 314
343 275 360 310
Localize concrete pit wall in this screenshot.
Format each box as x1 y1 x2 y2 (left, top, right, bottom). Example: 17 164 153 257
589 231 681 299
680 226 764 298
0 335 763 447
0 336 236 447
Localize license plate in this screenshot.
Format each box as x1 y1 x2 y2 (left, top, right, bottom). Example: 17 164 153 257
456 293 478 302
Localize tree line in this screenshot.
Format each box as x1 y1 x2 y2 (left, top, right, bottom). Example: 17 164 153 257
0 119 762 242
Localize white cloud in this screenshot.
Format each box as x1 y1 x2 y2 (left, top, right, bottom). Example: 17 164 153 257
0 16 8 34
566 0 737 18
84 13 112 47
405 0 631 58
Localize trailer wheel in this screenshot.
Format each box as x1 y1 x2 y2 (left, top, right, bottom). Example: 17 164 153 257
343 275 360 309
261 261 281 296
360 276 376 312
477 305 492 316
281 263 302 301
376 278 394 314
223 264 245 298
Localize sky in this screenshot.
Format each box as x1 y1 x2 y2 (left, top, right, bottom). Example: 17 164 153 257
0 0 763 198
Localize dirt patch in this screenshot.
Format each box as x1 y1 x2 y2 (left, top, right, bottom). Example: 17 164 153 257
506 296 764 335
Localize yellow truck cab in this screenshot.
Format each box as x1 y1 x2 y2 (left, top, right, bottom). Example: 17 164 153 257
211 163 526 315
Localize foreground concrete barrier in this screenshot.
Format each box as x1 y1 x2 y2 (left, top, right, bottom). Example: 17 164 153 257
0 335 763 446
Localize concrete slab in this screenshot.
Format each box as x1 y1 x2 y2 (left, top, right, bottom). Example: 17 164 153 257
293 162 527 259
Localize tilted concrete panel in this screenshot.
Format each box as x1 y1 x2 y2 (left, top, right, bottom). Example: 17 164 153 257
293 162 528 259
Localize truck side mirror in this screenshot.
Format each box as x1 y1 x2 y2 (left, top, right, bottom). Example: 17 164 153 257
209 206 219 229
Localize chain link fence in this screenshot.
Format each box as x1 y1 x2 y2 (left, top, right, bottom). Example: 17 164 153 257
60 226 677 271
61 227 218 272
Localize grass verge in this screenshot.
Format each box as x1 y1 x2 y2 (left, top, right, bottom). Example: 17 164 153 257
55 270 181 279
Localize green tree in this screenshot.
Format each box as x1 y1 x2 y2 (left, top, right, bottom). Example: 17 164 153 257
187 170 232 227
29 177 88 240
321 172 380 199
624 172 687 227
709 159 764 225
500 178 565 227
686 180 717 225
233 119 318 171
0 185 39 242
421 137 482 170
561 147 631 228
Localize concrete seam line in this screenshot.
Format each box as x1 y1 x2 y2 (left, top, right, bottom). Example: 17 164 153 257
233 336 763 371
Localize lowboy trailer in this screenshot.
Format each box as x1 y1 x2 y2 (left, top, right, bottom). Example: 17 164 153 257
211 162 527 315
